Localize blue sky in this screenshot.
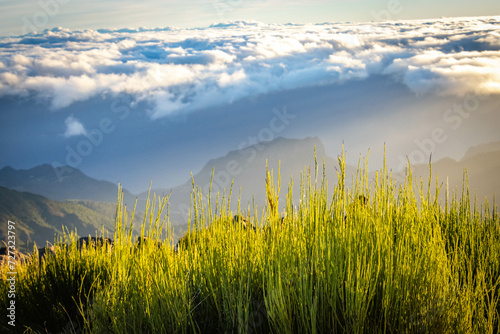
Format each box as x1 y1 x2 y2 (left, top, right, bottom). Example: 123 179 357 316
1 0 500 36
1 1 500 193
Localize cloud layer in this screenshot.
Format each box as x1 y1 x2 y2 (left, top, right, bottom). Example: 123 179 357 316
1 16 500 118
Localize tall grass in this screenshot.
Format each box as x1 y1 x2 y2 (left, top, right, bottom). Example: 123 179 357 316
1 150 499 333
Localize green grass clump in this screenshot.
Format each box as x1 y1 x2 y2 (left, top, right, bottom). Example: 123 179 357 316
1 150 499 333
0 231 113 333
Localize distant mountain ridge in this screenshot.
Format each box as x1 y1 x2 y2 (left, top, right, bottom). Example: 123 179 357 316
0 164 136 204
192 136 340 198
409 140 500 203
156 137 353 227
1 137 498 249
142 136 332 196
461 140 500 161
168 137 500 223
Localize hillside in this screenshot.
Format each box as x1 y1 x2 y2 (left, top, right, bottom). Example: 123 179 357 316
0 186 117 252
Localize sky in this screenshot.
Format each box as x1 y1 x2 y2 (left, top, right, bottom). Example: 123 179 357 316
1 0 499 37
1 1 500 193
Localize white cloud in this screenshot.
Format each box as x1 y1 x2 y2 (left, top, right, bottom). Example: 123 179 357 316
64 116 87 138
385 50 500 96
0 16 499 118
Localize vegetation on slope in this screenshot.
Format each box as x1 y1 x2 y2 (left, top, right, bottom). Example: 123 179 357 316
0 187 117 252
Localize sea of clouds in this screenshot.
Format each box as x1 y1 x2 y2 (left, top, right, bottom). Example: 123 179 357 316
1 16 499 119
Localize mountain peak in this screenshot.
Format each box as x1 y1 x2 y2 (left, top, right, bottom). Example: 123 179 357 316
33 163 72 176
192 136 332 192
462 140 500 161
0 165 14 173
203 136 325 170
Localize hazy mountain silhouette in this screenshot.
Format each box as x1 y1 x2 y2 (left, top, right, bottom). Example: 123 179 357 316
461 140 500 161
1 137 498 248
162 137 500 228
150 137 357 229
0 164 136 203
408 140 500 204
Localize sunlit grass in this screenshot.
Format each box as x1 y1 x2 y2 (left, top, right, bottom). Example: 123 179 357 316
1 149 499 333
